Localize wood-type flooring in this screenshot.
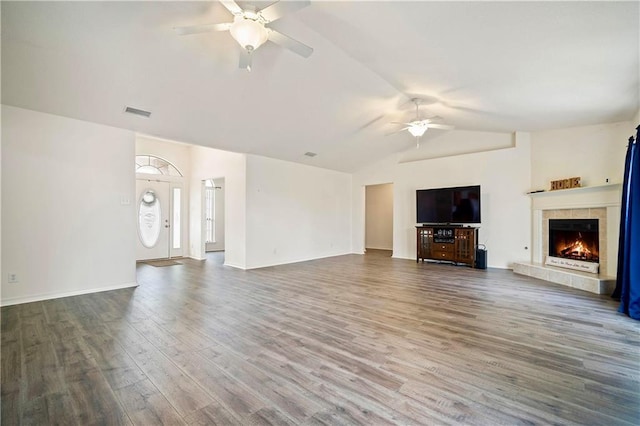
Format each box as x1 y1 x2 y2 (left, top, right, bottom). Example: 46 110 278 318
2 251 639 425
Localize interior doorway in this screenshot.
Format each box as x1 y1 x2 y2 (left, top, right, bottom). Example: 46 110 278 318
203 178 225 253
365 183 393 255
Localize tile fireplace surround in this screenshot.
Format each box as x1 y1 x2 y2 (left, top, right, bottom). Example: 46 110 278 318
513 184 621 294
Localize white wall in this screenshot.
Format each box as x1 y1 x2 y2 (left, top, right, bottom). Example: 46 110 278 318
530 121 633 190
365 183 393 250
353 132 532 269
189 146 246 267
1 105 137 305
245 155 352 269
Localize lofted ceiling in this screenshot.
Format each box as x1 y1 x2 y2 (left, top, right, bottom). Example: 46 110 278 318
2 1 638 172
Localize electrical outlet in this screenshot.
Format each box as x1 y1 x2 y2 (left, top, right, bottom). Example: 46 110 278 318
8 273 18 283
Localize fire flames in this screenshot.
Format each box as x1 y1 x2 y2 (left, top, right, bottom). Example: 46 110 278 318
557 232 598 261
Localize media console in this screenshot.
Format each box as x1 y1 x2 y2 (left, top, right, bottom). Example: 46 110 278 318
416 225 478 268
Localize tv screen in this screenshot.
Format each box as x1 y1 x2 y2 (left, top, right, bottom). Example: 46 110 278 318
416 185 481 224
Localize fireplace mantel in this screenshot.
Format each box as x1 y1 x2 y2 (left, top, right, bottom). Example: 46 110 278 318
514 183 621 294
528 183 622 210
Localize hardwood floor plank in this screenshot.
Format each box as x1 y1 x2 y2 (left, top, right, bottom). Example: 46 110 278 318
107 323 212 418
245 407 297 426
1 334 22 394
114 378 185 425
198 346 325 422
66 369 131 425
82 330 147 390
22 342 59 401
2 251 639 425
43 391 81 426
1 389 21 426
183 401 243 426
164 345 267 419
21 395 49 426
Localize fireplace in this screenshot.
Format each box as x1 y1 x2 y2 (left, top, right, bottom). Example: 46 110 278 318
549 219 599 262
514 185 620 294
547 218 600 273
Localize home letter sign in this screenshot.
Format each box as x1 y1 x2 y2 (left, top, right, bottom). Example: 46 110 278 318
550 177 581 191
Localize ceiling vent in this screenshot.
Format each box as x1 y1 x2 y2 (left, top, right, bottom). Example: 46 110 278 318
304 152 317 157
124 106 151 118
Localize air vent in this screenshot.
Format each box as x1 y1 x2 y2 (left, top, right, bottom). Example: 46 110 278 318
304 152 317 157
124 106 151 118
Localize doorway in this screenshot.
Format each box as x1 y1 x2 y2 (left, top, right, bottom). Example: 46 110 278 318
365 183 393 255
136 179 183 260
203 178 225 253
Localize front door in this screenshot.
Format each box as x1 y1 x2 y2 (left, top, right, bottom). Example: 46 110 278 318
136 180 170 260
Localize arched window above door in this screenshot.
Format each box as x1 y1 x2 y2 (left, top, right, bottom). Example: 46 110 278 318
135 155 183 176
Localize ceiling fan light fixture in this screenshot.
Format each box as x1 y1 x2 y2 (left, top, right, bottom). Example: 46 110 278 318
408 123 428 137
229 16 268 51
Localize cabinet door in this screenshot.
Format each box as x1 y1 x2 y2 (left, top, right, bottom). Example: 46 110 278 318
417 228 434 261
454 229 475 265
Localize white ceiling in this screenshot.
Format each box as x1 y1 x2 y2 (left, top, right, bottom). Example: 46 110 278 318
2 1 638 172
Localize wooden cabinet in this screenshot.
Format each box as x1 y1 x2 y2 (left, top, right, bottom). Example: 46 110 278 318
417 226 478 268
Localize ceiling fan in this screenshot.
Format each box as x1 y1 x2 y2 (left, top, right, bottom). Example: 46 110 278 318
174 0 313 71
390 98 454 147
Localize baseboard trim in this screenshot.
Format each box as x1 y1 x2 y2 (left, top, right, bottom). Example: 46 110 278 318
1 281 139 307
223 261 246 270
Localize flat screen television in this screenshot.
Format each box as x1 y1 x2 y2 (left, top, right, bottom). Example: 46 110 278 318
416 185 481 224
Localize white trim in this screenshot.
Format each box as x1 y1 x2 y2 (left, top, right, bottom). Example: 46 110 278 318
223 261 246 269
0 282 139 307
528 183 621 198
529 183 621 211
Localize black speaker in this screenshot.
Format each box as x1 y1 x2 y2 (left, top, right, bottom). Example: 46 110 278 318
475 245 487 269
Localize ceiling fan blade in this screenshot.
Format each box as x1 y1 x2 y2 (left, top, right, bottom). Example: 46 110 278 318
428 123 455 130
259 0 310 22
220 0 243 15
174 22 232 35
385 127 410 136
355 114 385 132
239 49 252 71
390 121 412 126
267 29 313 58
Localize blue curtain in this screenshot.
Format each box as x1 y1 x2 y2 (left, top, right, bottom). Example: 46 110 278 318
614 125 640 320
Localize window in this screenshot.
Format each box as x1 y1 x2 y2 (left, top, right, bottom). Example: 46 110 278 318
138 190 161 248
135 155 183 176
172 187 181 249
